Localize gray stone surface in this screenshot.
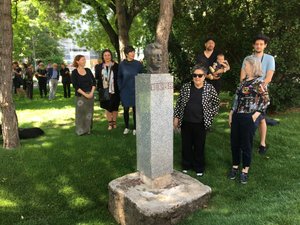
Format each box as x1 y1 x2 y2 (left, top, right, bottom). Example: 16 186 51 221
108 171 212 225
135 73 174 181
144 42 163 73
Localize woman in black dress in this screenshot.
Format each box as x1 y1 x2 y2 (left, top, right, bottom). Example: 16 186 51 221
95 49 120 130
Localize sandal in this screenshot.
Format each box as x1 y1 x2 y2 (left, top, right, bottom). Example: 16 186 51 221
108 121 113 130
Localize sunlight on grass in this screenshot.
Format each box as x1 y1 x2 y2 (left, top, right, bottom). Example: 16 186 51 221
0 198 18 208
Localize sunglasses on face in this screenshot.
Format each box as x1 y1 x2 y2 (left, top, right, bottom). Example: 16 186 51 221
192 73 205 78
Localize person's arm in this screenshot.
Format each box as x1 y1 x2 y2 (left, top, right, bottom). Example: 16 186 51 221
117 63 123 91
240 58 246 82
209 85 220 116
263 56 275 85
173 86 185 128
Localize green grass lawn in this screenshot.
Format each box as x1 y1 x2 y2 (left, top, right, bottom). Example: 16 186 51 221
1 85 300 225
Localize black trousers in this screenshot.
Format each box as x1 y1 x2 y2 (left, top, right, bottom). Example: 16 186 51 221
63 82 71 98
181 121 206 173
207 79 221 95
123 106 136 129
38 80 47 97
26 82 33 99
231 113 258 168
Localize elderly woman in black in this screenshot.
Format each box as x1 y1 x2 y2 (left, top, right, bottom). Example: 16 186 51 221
71 55 96 135
174 64 220 176
95 49 120 130
228 55 270 184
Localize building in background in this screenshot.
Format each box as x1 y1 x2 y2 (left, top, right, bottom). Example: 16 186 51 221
60 39 99 71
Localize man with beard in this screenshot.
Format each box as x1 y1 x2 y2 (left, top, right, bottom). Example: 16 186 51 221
196 38 229 94
240 34 275 155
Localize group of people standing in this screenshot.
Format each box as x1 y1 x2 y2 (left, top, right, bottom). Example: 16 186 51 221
70 34 275 184
174 34 275 184
71 46 142 136
12 61 72 100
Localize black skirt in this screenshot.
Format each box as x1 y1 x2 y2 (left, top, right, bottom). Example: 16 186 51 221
100 93 120 112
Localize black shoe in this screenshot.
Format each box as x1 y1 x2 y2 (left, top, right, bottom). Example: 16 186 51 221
228 168 238 180
240 172 248 184
258 145 267 155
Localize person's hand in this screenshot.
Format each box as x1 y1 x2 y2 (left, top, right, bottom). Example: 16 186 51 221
212 72 221 80
228 110 233 127
252 112 260 122
173 118 179 129
86 92 94 99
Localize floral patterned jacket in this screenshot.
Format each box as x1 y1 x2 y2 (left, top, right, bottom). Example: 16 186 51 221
174 81 220 129
231 77 270 114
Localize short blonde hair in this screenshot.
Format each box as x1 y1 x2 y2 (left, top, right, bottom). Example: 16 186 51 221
244 55 263 77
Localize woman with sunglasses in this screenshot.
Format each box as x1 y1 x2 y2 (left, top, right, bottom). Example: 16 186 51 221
174 64 220 176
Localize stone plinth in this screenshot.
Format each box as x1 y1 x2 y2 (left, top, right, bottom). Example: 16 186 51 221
108 171 211 225
135 73 173 185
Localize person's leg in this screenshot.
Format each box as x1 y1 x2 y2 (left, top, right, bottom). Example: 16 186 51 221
181 122 193 171
49 79 53 100
239 114 257 183
112 111 118 128
133 106 136 130
123 107 129 129
63 83 67 98
193 122 206 173
52 79 58 99
259 118 267 147
38 82 43 98
67 83 71 98
43 81 47 97
106 110 113 130
230 113 241 168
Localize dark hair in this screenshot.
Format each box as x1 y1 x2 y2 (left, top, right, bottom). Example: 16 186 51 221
217 53 225 57
253 34 270 44
101 49 113 62
73 55 85 68
204 37 216 43
12 61 19 66
124 45 135 56
192 64 208 75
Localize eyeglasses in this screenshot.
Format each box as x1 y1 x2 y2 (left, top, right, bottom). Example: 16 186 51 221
192 73 205 78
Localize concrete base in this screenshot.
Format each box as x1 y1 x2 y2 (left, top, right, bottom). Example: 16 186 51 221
108 170 212 225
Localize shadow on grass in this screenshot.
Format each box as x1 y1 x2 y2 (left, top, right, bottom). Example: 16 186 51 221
1 88 137 224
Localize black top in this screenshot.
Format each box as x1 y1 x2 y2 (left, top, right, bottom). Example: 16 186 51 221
71 68 96 96
36 68 47 81
183 85 204 123
196 50 218 71
60 68 71 83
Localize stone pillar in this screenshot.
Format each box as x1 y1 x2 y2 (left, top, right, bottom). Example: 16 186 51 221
136 73 173 188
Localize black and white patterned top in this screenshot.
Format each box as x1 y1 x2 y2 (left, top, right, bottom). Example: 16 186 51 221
174 81 220 129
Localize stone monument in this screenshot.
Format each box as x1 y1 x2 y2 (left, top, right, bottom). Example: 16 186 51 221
108 43 212 225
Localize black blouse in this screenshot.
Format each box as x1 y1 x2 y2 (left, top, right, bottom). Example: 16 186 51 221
183 85 204 123
71 68 96 96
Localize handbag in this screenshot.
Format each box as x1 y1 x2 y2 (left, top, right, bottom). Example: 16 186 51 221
99 88 110 101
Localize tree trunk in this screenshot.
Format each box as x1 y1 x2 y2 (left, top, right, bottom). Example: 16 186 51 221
0 0 20 149
116 0 130 60
155 0 174 73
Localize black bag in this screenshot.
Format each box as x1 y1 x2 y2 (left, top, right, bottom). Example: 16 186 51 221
99 88 110 101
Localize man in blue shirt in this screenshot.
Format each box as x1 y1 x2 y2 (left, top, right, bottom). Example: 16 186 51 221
240 34 276 154
48 63 60 100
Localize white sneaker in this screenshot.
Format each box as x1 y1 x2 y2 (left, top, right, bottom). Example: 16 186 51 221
182 170 188 174
123 128 130 135
132 129 136 136
196 173 203 177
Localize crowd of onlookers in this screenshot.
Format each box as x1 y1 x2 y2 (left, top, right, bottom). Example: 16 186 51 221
12 61 72 100
12 33 275 184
